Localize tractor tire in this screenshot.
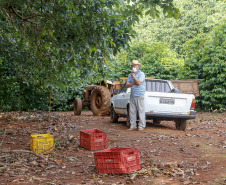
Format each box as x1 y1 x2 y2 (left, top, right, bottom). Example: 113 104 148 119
110 106 118 123
175 119 187 131
90 86 111 116
74 98 82 115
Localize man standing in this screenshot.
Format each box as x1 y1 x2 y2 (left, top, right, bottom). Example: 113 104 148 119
126 60 146 131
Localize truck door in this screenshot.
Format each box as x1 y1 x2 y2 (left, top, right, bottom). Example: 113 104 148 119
114 83 128 114
122 87 131 115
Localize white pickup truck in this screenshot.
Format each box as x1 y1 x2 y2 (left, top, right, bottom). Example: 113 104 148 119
110 79 196 131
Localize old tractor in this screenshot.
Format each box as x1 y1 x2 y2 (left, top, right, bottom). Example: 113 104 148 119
73 80 115 116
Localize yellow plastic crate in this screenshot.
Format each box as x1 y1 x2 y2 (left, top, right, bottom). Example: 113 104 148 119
30 134 54 154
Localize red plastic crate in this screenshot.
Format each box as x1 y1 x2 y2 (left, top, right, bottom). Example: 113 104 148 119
94 147 141 174
80 129 107 150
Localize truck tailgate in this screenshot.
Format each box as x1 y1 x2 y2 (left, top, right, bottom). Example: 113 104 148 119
145 92 194 115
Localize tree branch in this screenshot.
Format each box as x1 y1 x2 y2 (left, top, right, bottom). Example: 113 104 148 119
2 7 14 25
9 4 40 23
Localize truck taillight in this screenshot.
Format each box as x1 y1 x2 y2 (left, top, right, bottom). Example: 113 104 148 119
190 99 196 110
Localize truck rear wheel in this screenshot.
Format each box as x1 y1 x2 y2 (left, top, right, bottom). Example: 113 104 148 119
180 120 187 131
110 106 118 123
175 121 180 130
74 98 82 115
126 107 130 127
175 119 187 131
153 119 161 124
90 86 111 116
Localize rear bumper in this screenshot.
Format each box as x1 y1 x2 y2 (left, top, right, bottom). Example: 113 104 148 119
145 111 196 120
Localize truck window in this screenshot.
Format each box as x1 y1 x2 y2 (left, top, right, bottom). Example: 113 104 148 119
161 82 171 93
146 81 171 93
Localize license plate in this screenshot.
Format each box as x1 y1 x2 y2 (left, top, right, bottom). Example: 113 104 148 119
159 98 175 105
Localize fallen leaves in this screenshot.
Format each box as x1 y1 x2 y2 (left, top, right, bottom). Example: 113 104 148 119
0 111 225 184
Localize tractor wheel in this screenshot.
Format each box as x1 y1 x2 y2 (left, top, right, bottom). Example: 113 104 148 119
110 106 118 123
74 98 82 115
126 107 130 128
175 119 187 131
90 86 111 116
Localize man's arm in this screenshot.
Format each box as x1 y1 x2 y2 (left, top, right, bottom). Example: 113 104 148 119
126 72 143 87
126 81 135 88
133 76 142 86
132 73 142 86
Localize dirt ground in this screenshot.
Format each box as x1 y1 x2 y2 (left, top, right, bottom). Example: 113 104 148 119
0 111 225 185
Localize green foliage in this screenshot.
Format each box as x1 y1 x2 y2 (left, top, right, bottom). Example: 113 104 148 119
0 0 225 113
0 0 179 111
126 0 226 111
0 36 50 110
181 22 226 111
108 42 184 80
0 0 180 72
133 0 226 54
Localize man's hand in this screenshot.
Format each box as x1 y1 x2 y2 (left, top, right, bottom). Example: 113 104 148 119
132 73 135 78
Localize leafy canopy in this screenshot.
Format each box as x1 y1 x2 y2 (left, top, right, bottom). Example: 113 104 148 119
133 0 226 54
108 42 184 80
0 0 179 111
0 0 180 69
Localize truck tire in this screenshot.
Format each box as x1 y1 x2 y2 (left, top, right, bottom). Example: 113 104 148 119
110 106 118 123
153 119 161 124
90 86 111 116
175 119 187 131
180 120 187 131
175 121 180 130
126 107 130 127
74 98 82 115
